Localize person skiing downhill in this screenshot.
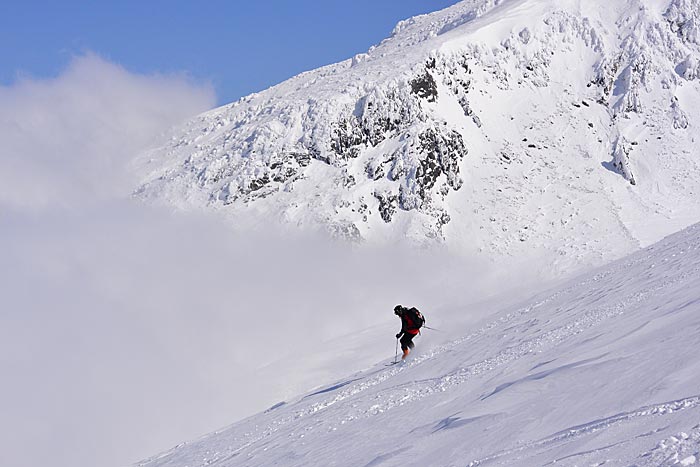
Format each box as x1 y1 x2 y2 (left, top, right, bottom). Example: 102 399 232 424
394 305 425 360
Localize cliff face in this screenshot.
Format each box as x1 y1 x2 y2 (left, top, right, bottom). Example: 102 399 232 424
135 0 700 272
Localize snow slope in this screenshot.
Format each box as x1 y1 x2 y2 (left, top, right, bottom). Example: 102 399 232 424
137 222 700 467
136 0 700 276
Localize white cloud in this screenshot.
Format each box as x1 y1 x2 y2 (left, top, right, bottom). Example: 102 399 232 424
0 53 215 209
0 54 226 467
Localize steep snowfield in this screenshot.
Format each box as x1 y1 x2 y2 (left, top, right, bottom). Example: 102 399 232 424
135 0 700 276
137 223 700 467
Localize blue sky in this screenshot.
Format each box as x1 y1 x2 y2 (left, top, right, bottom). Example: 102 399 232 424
1 0 458 105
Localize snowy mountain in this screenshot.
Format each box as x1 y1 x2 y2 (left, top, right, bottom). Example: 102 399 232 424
136 222 700 467
136 0 700 275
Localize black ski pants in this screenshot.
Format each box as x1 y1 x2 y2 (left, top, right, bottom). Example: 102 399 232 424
400 333 416 351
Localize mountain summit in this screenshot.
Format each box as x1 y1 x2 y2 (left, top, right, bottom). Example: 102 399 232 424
136 0 700 273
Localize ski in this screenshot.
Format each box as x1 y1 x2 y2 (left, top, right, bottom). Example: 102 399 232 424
385 360 407 366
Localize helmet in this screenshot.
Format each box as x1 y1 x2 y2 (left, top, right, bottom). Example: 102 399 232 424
394 305 403 315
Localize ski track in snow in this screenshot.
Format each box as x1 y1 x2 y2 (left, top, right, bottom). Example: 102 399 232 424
138 223 700 467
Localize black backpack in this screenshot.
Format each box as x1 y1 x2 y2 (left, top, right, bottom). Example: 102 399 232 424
407 307 425 330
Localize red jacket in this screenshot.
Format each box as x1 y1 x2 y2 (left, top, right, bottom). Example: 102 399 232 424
400 314 421 335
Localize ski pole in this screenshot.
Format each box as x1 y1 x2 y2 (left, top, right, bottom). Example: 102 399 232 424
422 325 442 332
394 337 399 364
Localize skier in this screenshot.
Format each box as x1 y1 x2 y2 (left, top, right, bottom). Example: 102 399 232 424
394 305 425 360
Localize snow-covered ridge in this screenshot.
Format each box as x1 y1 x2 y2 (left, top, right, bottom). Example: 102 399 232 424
136 222 700 467
389 0 505 42
136 0 700 273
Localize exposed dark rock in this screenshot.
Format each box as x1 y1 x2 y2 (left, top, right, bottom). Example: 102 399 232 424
248 174 270 192
438 211 451 226
358 200 368 214
292 153 312 167
419 128 465 188
392 127 467 212
593 56 622 99
410 71 439 102
272 167 297 183
374 191 399 223
331 117 366 159
417 151 442 192
366 160 387 181
330 87 422 163
342 174 356 188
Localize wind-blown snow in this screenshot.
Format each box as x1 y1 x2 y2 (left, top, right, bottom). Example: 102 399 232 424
136 0 700 278
137 223 700 466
